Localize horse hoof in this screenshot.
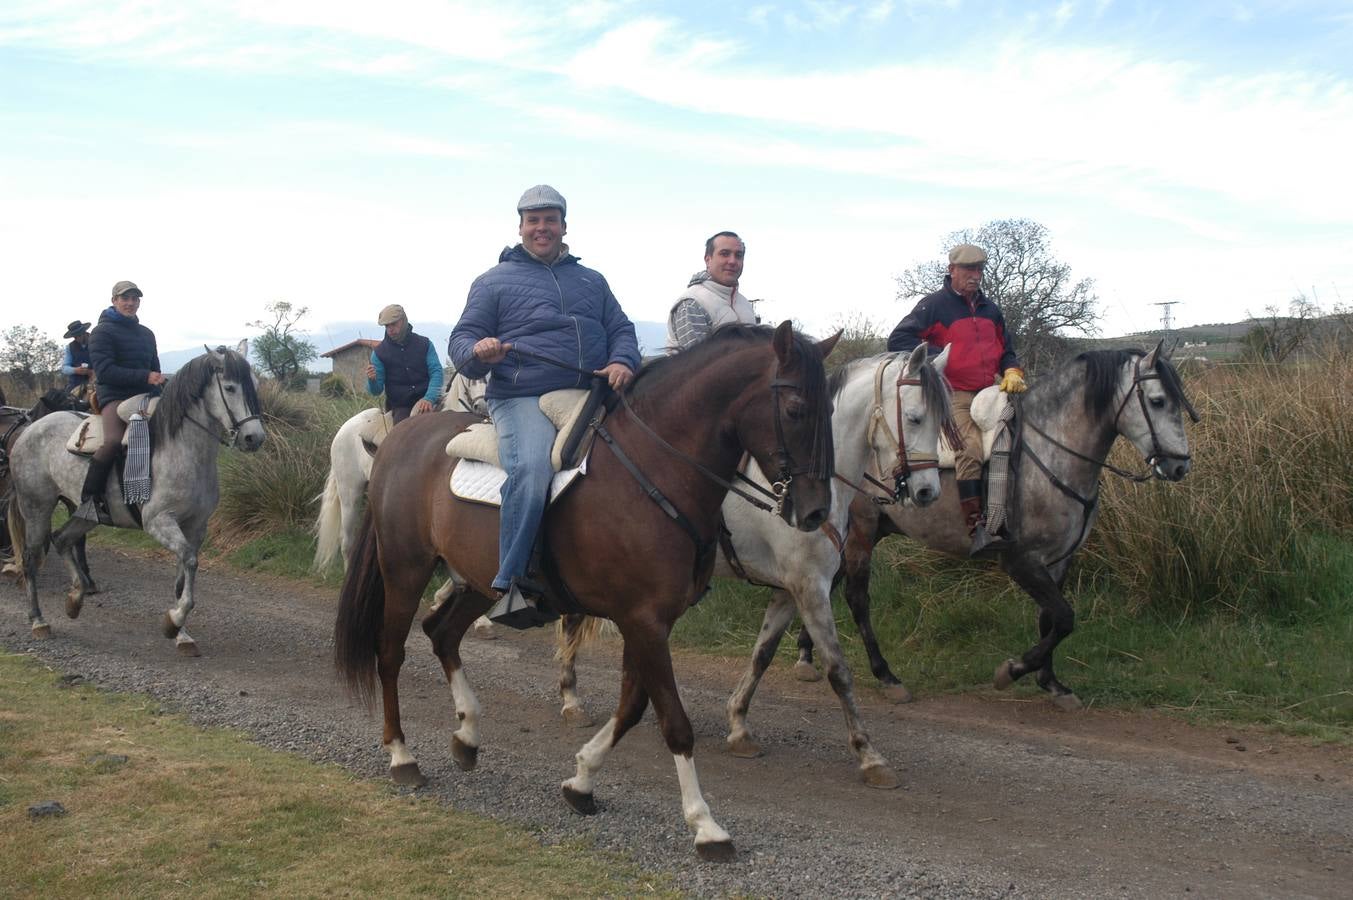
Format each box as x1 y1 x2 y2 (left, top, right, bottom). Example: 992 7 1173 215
561 785 597 816
792 661 821 682
471 623 496 641
727 735 763 759
86 583 101 596
450 734 478 772
162 613 181 640
882 683 913 704
391 763 428 787
695 839 736 862
31 623 52 640
176 641 201 658
65 592 84 619
993 659 1016 690
561 706 594 729
861 763 901 790
1051 692 1083 712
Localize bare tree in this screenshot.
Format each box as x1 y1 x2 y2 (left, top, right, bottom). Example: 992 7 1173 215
1 324 62 390
895 219 1099 372
1242 293 1321 365
249 301 317 386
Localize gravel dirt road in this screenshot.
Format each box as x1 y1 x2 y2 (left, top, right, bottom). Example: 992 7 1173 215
4 547 1351 898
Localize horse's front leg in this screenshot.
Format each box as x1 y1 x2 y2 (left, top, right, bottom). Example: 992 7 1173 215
726 589 797 758
143 514 204 656
841 505 912 703
793 582 900 789
997 554 1081 711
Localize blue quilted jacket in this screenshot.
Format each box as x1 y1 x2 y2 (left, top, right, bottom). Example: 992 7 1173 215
89 306 162 406
449 245 640 399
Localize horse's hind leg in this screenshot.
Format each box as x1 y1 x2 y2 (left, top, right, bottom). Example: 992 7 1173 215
378 566 435 787
73 535 98 594
996 556 1081 711
557 614 594 727
562 635 650 814
16 504 52 638
422 591 493 772
51 517 96 620
840 506 911 702
726 589 798 758
793 583 899 789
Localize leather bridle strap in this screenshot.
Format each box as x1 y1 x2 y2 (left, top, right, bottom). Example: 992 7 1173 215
593 419 707 549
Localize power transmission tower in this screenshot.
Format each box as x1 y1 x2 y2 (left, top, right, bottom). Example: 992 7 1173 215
1153 301 1178 332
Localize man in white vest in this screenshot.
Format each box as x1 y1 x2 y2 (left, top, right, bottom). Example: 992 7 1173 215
665 231 759 352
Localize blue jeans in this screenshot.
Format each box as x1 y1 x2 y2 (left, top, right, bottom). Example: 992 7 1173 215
487 396 555 592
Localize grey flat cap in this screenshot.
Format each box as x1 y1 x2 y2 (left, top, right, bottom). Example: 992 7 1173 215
948 244 987 266
517 184 566 216
111 280 142 298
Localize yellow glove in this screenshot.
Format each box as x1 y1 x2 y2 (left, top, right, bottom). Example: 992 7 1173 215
999 368 1027 393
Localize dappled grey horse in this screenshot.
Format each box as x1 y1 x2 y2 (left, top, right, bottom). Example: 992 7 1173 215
7 348 265 654
558 344 958 786
800 343 1198 709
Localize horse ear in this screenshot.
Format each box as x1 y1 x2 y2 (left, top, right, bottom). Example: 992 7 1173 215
772 320 796 367
931 343 951 376
235 338 248 357
1143 339 1164 369
815 329 843 361
905 343 927 377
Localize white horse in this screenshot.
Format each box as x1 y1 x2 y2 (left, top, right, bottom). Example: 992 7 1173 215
7 348 266 654
313 373 494 633
558 344 954 787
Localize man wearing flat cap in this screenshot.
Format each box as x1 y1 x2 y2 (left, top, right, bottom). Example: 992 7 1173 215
61 319 94 394
365 304 443 425
449 184 640 616
887 243 1026 551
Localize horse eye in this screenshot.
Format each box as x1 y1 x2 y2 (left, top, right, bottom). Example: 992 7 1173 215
225 385 237 393
906 412 922 426
785 398 806 421
1149 396 1165 409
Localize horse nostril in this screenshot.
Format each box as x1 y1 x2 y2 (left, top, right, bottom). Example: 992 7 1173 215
800 508 826 531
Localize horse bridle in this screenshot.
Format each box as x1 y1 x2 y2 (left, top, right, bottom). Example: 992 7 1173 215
852 355 939 505
1111 355 1199 475
185 370 263 447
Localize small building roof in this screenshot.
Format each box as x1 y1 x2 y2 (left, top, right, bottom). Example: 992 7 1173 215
321 338 380 358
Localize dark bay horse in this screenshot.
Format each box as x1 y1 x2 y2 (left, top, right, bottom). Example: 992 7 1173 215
334 322 838 861
799 343 1197 709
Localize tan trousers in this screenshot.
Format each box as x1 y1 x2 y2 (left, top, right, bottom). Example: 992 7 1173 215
949 390 983 482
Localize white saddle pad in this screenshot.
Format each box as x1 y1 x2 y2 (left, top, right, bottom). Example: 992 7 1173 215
445 388 592 472
64 394 162 456
938 386 1009 468
450 456 588 506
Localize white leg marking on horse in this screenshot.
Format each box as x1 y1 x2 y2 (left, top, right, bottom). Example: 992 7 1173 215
449 669 481 748
471 615 494 637
563 717 617 797
387 738 416 769
175 629 195 647
674 754 731 847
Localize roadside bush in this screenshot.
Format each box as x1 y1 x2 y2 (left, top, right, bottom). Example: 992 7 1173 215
1086 357 1353 615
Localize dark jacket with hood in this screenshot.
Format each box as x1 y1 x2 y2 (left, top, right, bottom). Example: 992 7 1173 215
887 277 1020 392
448 245 641 400
89 306 162 406
373 328 435 411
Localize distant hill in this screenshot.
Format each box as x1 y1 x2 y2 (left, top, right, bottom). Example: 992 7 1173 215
158 319 671 374
1076 314 1347 362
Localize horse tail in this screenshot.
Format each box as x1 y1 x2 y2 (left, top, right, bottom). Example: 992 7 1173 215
333 509 383 708
3 499 25 580
312 463 343 571
554 615 617 662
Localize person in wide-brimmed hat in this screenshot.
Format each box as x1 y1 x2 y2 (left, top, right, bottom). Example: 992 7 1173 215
60 319 94 394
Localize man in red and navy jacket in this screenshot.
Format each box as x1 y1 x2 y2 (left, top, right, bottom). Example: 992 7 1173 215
887 243 1026 550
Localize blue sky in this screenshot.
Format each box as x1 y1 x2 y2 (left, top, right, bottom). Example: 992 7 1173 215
3 0 1351 354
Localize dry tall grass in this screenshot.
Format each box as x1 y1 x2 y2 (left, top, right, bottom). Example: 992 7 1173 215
1087 357 1353 614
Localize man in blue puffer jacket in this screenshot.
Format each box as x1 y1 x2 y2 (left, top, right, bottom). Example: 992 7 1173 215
449 185 640 612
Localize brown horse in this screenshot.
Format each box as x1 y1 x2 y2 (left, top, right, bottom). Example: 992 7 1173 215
334 322 838 861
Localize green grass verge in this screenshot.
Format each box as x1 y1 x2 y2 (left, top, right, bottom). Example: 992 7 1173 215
0 652 673 898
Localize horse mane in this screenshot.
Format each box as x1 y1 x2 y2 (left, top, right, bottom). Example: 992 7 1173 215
1077 349 1192 419
153 349 260 441
630 324 835 479
828 351 960 448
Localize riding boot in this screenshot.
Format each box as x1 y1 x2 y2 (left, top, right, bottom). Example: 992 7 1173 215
958 479 994 556
74 456 115 525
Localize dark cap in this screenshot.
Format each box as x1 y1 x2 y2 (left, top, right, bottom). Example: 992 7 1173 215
63 320 91 339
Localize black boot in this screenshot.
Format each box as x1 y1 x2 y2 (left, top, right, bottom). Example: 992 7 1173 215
74 456 115 525
958 479 994 556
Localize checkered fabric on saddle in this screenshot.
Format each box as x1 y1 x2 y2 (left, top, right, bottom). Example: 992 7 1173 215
984 402 1018 536
122 401 152 506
